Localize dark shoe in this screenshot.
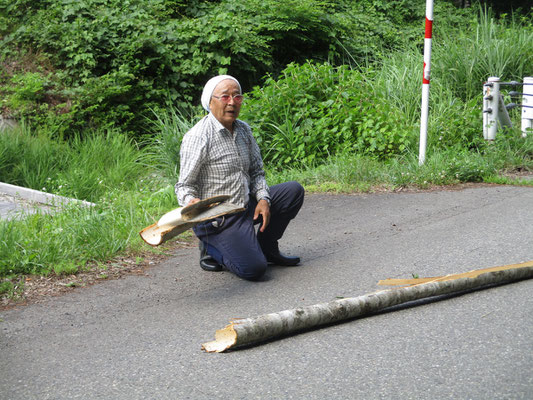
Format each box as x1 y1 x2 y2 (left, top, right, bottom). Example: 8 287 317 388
264 251 300 266
199 241 223 272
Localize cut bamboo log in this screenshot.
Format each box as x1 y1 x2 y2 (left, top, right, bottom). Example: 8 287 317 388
378 260 533 286
201 261 533 352
140 195 245 246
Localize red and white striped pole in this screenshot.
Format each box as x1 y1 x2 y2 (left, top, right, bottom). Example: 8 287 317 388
419 0 434 165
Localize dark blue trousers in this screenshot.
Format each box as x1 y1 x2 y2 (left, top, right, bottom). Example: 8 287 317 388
193 181 304 280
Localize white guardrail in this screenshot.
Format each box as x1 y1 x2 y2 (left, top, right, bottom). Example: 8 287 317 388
483 76 533 140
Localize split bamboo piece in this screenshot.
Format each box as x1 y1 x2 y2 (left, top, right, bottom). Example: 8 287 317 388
201 261 533 353
377 260 533 286
140 195 244 246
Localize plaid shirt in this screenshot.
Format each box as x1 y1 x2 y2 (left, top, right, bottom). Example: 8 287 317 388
175 113 270 207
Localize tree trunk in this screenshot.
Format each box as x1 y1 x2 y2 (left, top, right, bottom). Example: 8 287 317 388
202 261 533 353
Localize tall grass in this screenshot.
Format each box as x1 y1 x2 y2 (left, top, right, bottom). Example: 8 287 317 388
0 124 152 202
271 134 533 193
148 106 200 184
434 7 533 100
0 122 67 189
362 6 532 157
0 187 177 278
366 48 422 126
0 125 178 279
57 132 152 202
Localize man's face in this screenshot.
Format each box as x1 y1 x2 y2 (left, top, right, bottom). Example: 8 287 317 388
209 79 242 130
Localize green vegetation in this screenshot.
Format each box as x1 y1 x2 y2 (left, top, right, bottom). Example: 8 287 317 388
241 62 413 166
0 0 423 137
267 138 533 192
0 124 151 201
0 1 532 298
0 126 178 281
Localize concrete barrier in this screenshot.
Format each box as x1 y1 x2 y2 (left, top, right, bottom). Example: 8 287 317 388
0 182 95 207
0 116 19 131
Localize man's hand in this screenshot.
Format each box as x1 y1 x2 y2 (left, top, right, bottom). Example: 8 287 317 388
254 199 270 232
188 198 201 205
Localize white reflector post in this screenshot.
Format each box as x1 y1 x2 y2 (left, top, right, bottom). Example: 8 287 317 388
483 82 490 139
419 0 434 165
486 77 500 141
522 77 533 137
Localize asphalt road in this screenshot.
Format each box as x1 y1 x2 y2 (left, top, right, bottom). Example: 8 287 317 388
1 186 532 399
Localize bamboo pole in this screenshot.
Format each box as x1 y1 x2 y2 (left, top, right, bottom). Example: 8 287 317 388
378 260 533 286
202 261 533 353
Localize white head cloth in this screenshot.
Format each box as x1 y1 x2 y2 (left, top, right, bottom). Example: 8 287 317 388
201 75 242 112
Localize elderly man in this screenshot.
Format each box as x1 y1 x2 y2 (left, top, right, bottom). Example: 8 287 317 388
175 75 304 280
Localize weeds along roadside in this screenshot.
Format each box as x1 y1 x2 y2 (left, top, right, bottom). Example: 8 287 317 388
267 135 533 193
0 124 180 297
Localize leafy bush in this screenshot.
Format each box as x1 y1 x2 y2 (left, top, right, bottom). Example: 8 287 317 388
0 0 433 137
241 62 414 167
0 0 335 135
7 72 46 106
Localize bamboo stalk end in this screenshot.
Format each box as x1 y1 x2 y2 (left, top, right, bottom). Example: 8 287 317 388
201 323 238 353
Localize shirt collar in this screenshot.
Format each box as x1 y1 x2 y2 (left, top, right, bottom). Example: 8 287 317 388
207 112 238 134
